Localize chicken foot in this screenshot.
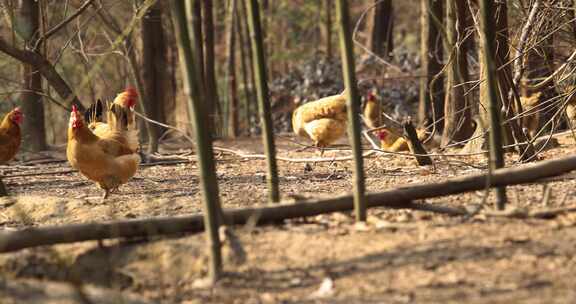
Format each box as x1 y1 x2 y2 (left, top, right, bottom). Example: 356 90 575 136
101 187 121 201
102 189 110 201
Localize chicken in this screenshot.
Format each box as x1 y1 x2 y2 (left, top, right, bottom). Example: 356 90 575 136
67 88 140 199
87 88 139 152
518 78 543 138
376 127 431 152
520 91 542 138
566 86 576 129
0 107 23 164
363 90 381 129
292 90 348 155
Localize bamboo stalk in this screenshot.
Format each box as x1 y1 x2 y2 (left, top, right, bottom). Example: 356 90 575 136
335 0 367 221
188 0 205 95
202 0 221 136
4 153 576 253
225 0 239 137
236 0 251 135
323 0 333 59
0 178 7 196
170 0 222 283
478 0 507 210
239 0 257 134
245 0 280 203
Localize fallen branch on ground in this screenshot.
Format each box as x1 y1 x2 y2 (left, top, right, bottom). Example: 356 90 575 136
3 160 193 178
213 146 379 163
141 160 192 167
136 110 378 163
3 170 76 178
2 154 576 252
0 200 462 253
483 205 576 219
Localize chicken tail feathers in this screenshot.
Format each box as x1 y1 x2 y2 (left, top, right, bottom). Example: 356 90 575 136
106 102 139 151
84 99 104 123
107 102 135 130
109 103 129 130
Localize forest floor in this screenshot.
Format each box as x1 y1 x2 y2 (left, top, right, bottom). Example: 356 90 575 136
2 133 576 303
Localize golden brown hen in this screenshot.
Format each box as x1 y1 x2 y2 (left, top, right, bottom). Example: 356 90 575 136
565 86 576 130
520 91 542 138
376 127 432 152
292 90 348 155
0 108 23 164
67 88 140 200
363 90 381 129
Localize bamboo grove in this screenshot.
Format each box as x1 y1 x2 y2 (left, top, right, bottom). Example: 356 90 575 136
1 0 576 285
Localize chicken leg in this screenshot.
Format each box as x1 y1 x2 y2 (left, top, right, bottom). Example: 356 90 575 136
102 189 110 201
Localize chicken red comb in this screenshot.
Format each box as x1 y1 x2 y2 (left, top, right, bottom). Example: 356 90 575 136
72 104 78 112
376 130 388 140
125 86 138 97
13 107 21 113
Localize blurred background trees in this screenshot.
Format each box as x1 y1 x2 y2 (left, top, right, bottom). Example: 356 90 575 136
0 0 574 158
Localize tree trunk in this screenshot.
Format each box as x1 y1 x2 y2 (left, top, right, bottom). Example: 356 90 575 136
18 0 47 152
226 0 239 138
240 0 257 134
141 1 168 153
202 0 221 136
466 1 536 161
418 0 444 129
260 0 272 76
478 0 507 210
366 0 394 58
189 0 205 95
322 0 333 59
441 0 473 146
236 1 251 135
261 0 269 50
478 1 511 130
494 1 513 112
523 2 557 134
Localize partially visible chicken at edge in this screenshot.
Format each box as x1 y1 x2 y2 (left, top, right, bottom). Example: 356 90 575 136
520 91 542 138
565 86 576 129
0 107 23 164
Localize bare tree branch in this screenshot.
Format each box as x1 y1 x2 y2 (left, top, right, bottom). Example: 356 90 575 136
512 0 540 88
33 0 97 49
0 37 85 111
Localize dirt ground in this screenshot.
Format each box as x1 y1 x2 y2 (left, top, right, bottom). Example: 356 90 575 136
2 134 576 303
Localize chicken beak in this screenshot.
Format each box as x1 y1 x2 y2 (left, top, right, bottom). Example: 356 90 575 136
70 105 83 129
